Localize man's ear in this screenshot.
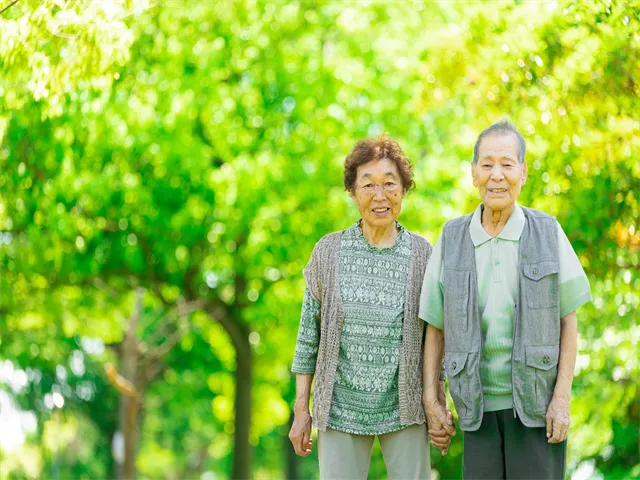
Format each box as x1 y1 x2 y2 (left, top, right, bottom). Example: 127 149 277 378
471 162 478 187
522 160 528 184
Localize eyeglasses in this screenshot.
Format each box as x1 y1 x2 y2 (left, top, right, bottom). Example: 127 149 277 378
357 181 400 195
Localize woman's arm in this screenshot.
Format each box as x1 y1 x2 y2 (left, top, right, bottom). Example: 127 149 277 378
289 373 314 456
289 287 320 455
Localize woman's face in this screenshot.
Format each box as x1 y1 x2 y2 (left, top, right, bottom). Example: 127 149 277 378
351 157 405 229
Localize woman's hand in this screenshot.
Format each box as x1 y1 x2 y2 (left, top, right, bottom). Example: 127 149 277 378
289 411 314 456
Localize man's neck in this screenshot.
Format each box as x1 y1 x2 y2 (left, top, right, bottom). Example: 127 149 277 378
481 204 514 237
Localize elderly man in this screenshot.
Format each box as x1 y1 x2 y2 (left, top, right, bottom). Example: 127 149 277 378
420 120 591 479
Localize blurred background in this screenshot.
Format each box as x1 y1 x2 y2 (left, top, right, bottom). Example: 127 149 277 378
0 1 638 479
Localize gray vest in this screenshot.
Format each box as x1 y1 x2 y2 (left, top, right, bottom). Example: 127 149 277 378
441 207 560 431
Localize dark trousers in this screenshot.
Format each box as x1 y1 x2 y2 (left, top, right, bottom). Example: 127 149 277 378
463 409 566 480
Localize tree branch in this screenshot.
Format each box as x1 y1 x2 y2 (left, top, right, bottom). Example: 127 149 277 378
0 0 19 16
147 321 188 361
143 298 205 347
128 287 145 338
206 298 251 366
195 111 225 168
104 362 137 397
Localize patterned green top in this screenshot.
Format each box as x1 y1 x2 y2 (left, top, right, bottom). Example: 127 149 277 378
292 221 411 435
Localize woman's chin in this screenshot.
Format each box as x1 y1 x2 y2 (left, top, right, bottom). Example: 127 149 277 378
363 214 397 228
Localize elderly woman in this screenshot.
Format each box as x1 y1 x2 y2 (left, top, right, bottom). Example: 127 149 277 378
289 135 447 480
420 120 592 479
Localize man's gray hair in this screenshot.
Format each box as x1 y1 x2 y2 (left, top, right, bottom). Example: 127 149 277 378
472 119 526 164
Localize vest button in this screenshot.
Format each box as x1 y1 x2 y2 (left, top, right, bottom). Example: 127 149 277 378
533 267 539 275
452 362 457 370
543 355 550 364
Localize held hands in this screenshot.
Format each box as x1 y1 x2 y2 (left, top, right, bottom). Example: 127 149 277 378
289 410 313 456
425 380 456 455
546 395 570 444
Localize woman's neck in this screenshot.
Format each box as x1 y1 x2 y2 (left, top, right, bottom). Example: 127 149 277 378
481 204 514 237
361 220 399 248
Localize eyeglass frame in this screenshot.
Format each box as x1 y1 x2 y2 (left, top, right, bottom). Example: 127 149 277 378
356 180 402 195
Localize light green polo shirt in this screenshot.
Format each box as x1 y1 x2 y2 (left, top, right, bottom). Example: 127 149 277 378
419 203 592 412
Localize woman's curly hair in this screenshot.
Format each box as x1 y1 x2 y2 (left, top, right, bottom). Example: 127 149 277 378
343 134 415 193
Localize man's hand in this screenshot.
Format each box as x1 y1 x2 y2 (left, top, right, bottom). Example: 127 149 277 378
546 311 577 444
289 411 313 456
425 381 455 455
546 395 570 444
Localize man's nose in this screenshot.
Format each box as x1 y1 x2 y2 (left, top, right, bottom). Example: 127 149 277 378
490 166 505 180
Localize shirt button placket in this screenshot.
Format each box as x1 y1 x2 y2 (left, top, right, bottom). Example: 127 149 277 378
493 239 502 283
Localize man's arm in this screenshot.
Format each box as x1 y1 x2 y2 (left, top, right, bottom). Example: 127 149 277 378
423 324 455 454
289 373 314 456
546 310 578 443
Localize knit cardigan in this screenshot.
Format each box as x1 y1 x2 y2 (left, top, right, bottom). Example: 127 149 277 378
302 228 432 431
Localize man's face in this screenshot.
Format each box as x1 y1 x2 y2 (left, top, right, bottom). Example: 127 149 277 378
472 133 527 212
351 157 405 229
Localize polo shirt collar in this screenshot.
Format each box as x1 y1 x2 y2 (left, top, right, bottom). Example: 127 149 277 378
469 203 525 247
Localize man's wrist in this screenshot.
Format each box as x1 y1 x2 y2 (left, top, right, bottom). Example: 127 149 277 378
552 388 571 403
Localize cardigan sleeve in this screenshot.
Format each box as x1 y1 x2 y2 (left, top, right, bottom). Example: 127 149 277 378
302 239 323 303
292 287 321 374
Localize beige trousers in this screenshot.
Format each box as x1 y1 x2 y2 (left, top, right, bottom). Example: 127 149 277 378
318 424 431 480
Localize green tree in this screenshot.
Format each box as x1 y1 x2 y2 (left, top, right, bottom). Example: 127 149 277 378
1 1 638 479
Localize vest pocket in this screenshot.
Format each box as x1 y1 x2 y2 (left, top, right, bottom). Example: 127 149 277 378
444 351 472 418
523 345 559 414
523 261 559 309
443 269 470 332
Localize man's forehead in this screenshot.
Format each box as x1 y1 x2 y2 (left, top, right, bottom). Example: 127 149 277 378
479 132 518 149
479 133 519 156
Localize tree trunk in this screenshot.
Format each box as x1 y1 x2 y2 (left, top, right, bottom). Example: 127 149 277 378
212 303 253 480
232 342 252 480
114 289 144 480
120 389 141 480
